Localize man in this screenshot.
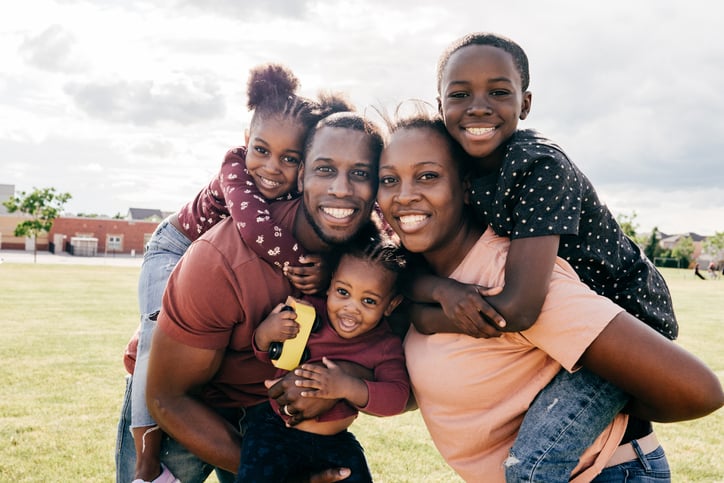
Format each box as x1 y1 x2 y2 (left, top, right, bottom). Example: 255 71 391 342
144 113 383 482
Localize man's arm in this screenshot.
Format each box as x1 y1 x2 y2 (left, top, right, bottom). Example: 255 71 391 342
146 328 242 473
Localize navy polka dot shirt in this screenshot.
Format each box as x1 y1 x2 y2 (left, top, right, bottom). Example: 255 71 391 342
470 129 677 339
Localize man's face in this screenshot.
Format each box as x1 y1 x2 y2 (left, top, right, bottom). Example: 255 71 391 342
300 126 377 246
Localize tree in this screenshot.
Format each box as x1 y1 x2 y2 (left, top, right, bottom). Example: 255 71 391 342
616 211 639 239
702 231 724 263
644 227 662 261
671 235 695 268
2 187 72 263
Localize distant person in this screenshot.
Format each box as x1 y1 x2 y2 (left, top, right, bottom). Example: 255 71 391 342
116 64 352 483
237 234 409 482
421 31 681 481
694 263 706 280
708 262 718 279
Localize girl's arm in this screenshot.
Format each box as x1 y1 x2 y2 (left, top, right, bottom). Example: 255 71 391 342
220 148 305 268
580 311 723 422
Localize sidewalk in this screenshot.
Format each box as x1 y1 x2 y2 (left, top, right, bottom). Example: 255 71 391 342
0 249 143 267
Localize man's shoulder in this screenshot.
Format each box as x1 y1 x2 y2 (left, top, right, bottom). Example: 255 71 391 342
202 198 300 246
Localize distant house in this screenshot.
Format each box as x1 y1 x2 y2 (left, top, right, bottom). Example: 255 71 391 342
659 232 707 249
127 208 164 222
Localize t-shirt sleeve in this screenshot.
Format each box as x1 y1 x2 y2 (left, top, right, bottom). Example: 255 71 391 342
516 260 624 371
361 334 410 417
220 148 307 269
157 238 245 350
508 154 583 239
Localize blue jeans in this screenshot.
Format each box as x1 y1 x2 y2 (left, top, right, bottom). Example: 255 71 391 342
116 375 237 483
132 216 191 429
236 402 372 483
592 444 670 482
505 367 630 482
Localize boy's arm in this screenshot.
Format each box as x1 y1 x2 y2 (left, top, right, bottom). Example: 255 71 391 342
483 234 560 332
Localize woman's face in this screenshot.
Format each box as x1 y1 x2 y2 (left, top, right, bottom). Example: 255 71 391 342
377 127 468 256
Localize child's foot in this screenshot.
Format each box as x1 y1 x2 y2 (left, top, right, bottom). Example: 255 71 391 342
131 464 180 483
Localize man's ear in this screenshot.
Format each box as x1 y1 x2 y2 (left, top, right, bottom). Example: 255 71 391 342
384 294 405 317
297 163 305 191
519 91 533 120
436 96 443 116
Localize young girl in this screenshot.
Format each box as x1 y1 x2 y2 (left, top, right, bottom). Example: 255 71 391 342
413 32 680 481
376 114 722 482
237 232 408 482
119 63 352 483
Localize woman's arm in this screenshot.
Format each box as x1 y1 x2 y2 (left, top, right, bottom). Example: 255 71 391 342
580 311 724 422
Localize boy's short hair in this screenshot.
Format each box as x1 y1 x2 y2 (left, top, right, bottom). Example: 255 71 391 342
437 32 530 93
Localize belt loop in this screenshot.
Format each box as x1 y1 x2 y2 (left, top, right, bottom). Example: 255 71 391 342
631 439 652 472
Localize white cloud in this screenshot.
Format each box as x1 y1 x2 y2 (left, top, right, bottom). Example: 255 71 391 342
0 0 722 234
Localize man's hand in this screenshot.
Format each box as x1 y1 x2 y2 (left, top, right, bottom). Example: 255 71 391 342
266 366 338 426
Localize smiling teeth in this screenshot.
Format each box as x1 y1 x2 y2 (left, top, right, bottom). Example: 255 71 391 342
399 214 427 225
466 127 495 135
323 207 354 219
259 177 280 187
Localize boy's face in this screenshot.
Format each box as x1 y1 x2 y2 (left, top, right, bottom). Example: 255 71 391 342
438 44 532 172
245 115 305 200
326 254 402 339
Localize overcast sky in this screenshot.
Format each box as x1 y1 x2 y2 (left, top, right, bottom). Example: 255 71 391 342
1 0 722 235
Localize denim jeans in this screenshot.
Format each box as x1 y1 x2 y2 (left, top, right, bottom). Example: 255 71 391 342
132 216 191 428
116 375 237 483
505 367 630 482
591 444 670 482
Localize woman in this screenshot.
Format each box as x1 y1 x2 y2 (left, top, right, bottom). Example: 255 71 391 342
376 114 723 482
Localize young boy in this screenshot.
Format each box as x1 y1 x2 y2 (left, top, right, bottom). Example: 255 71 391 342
236 233 410 483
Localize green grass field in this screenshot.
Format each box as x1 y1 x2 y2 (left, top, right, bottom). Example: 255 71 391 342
0 263 721 482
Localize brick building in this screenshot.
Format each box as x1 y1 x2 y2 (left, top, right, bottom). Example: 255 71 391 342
48 216 159 255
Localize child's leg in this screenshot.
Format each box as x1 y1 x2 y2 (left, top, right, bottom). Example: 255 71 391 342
130 217 191 480
505 367 629 482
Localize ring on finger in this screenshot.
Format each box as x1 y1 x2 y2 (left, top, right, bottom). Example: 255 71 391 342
282 404 294 417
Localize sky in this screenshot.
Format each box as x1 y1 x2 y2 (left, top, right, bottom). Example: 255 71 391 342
1 0 722 236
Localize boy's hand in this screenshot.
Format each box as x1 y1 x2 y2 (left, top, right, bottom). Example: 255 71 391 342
438 279 506 338
285 255 331 295
254 303 300 351
295 357 353 400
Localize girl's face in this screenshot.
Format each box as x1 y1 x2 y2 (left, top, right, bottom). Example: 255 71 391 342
377 127 469 266
326 254 401 339
245 115 306 200
438 44 532 173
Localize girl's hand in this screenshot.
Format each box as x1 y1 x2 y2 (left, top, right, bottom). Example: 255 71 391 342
254 303 299 351
438 279 506 338
285 255 331 295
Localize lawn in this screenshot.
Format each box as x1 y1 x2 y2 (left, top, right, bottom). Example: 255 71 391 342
0 263 721 482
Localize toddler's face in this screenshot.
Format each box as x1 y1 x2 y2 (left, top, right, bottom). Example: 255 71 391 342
326 254 400 339
438 44 531 172
245 115 305 200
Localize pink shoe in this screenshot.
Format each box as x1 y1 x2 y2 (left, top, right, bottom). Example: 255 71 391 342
131 464 180 483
